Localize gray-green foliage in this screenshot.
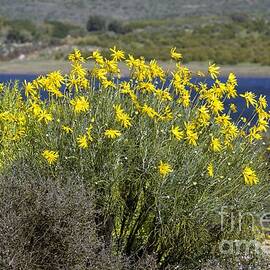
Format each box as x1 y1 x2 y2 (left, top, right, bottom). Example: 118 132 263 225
2 79 269 269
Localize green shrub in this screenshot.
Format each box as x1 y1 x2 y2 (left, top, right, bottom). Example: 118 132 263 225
46 20 85 39
0 48 270 269
6 28 33 43
108 20 132 34
86 15 107 32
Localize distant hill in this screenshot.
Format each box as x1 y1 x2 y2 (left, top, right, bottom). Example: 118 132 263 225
0 0 269 25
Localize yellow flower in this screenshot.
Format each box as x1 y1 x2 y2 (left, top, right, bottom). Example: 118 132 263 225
248 126 262 142
197 105 210 127
47 70 64 88
185 122 198 146
114 104 132 128
258 95 268 109
126 54 140 69
62 125 73 134
226 84 238 99
170 47 182 61
209 98 224 115
66 74 80 92
77 135 88 149
42 150 59 165
0 83 4 92
257 118 269 132
171 126 184 141
155 89 172 102
243 166 259 186
158 161 173 177
210 137 222 152
139 82 156 93
225 73 238 98
105 59 120 74
38 109 53 124
229 103 237 113
101 79 116 89
159 106 173 121
208 63 220 79
70 96 90 113
104 129 121 139
207 162 214 177
240 91 257 108
71 62 87 78
149 60 165 79
88 50 104 65
221 122 239 142
110 46 125 61
23 81 36 98
215 114 231 127
227 72 237 86
86 124 94 141
177 90 190 108
142 104 159 119
91 67 107 81
68 48 85 63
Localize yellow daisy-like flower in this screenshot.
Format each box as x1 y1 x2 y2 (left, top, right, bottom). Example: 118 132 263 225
170 47 182 61
227 72 237 86
70 96 90 113
142 104 159 119
68 48 85 63
229 103 237 113
208 63 220 79
240 91 257 108
42 150 59 165
110 46 125 61
171 125 184 141
104 129 121 139
62 125 73 134
114 104 132 128
77 135 88 149
86 124 94 142
185 122 198 146
37 109 53 124
209 98 224 115
197 105 210 127
177 90 190 108
258 95 268 109
207 162 214 177
248 126 262 142
242 166 259 186
0 83 4 92
23 81 36 98
88 50 104 65
210 137 222 152
158 161 173 177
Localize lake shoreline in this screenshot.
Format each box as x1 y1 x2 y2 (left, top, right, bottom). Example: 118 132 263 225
0 59 270 78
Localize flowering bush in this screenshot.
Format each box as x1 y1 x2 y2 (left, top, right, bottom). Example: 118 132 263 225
0 47 269 268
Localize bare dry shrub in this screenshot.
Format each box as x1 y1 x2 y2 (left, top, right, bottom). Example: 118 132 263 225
0 166 127 269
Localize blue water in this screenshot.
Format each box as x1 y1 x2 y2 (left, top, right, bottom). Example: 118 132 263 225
1 74 269 97
0 74 38 83
1 74 270 116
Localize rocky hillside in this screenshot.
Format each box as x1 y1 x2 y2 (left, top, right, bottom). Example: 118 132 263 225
0 0 269 24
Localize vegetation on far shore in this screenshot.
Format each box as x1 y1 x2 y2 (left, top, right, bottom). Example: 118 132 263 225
1 14 270 66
